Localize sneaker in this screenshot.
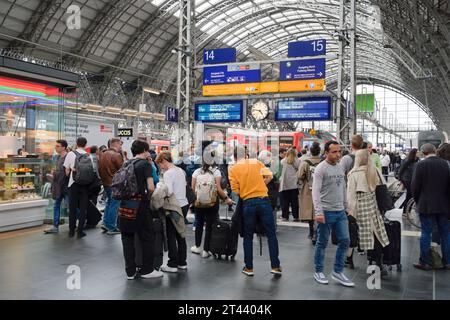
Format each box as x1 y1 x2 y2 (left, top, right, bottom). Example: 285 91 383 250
100 224 108 233
141 270 163 279
331 271 355 287
106 228 121 235
314 272 329 284
271 267 282 276
77 231 87 239
44 227 59 234
202 250 212 258
191 245 202 254
68 230 75 238
160 265 178 273
242 267 254 276
127 273 137 280
178 265 188 270
413 262 433 271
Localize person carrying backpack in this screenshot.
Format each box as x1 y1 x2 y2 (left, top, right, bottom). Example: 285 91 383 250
63 137 99 239
116 139 161 280
298 142 322 244
190 143 233 259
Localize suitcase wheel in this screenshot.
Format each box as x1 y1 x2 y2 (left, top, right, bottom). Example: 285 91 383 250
225 256 229 261
388 265 393 271
230 255 235 261
396 264 402 271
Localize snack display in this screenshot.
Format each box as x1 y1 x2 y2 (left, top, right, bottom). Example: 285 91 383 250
0 157 48 203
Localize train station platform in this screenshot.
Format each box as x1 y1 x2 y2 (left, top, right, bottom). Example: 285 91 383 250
0 208 448 300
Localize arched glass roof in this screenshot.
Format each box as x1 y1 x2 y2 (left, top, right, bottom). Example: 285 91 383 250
0 0 448 130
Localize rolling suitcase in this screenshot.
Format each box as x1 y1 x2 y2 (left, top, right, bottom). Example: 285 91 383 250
367 218 402 271
86 200 102 227
382 219 402 270
210 205 238 260
135 216 166 271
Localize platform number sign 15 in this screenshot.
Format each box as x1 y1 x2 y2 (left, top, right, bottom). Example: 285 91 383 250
311 40 325 54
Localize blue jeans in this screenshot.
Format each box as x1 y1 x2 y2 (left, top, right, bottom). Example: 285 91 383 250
53 193 69 227
419 213 450 265
103 186 120 230
242 197 280 269
314 210 350 273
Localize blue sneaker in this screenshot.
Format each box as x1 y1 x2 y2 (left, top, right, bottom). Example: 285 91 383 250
331 271 355 287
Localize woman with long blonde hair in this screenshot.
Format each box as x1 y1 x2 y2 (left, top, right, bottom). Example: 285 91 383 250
279 148 301 221
347 149 390 269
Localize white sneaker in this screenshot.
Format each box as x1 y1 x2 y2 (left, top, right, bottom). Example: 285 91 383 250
141 270 163 279
160 265 178 273
202 250 212 258
191 245 202 254
314 272 329 285
331 271 355 287
127 273 137 280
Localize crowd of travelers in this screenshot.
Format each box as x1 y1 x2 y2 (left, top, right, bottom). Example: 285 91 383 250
43 134 450 286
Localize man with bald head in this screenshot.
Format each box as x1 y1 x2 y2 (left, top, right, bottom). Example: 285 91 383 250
411 143 450 270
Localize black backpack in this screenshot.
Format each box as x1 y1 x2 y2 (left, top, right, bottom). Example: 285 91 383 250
73 151 97 186
111 159 140 200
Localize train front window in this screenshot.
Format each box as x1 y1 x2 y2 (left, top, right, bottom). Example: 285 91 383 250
279 136 294 148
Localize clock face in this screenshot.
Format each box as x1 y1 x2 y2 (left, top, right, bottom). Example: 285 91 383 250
251 101 269 121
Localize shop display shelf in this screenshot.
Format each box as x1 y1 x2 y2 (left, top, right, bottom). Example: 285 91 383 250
11 174 35 178
12 188 35 191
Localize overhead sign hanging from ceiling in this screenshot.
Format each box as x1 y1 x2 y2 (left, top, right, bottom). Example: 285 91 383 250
275 97 332 121
195 100 244 123
203 63 261 85
165 106 179 122
279 58 326 81
203 48 237 64
288 39 327 57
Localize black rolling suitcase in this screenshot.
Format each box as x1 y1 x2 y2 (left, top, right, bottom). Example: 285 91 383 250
210 205 238 260
135 216 166 271
367 218 402 271
382 219 402 270
86 200 102 227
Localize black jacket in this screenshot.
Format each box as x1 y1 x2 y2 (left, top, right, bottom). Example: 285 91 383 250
398 158 418 184
411 156 450 215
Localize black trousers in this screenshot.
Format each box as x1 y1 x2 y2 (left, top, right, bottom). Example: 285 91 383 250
382 166 389 180
195 205 219 251
69 183 89 234
121 212 155 276
280 189 299 220
166 205 188 268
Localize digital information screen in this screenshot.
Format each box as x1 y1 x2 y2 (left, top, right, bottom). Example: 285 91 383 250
195 101 244 123
203 63 261 85
275 97 332 121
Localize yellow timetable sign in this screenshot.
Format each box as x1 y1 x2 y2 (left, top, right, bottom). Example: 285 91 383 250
203 79 325 96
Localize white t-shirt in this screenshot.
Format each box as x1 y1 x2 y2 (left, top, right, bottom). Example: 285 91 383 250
63 148 87 187
163 166 188 207
192 167 221 180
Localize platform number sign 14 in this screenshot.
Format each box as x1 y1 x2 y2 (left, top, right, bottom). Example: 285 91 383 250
204 50 214 62
203 48 237 65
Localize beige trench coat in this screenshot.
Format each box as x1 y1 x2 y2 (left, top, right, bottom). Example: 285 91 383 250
297 156 322 220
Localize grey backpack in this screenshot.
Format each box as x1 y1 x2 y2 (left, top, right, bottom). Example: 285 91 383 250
111 159 140 200
73 151 97 186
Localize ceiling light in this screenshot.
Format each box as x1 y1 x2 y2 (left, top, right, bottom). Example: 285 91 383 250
143 87 160 95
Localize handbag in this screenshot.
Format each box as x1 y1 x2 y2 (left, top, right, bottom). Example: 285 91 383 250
375 170 394 213
186 184 196 205
331 214 359 248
